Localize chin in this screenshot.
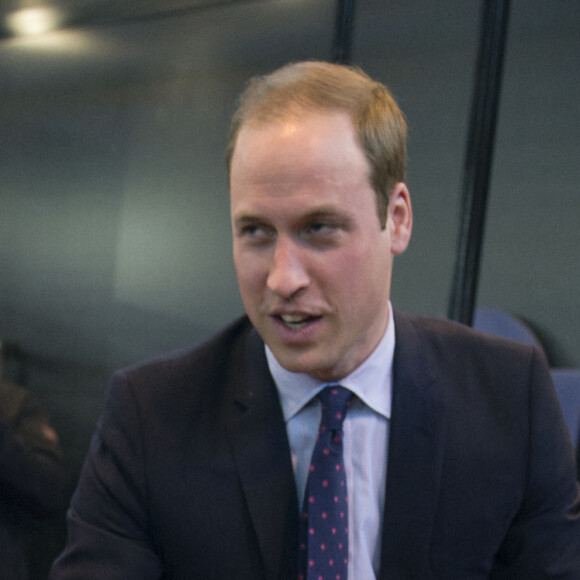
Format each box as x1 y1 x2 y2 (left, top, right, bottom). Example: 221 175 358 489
279 354 341 381
272 350 322 376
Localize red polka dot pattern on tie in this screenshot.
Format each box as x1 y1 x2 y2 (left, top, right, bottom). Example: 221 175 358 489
298 385 353 580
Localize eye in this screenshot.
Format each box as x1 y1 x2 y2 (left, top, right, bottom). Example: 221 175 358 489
306 221 336 235
236 222 275 244
300 220 348 249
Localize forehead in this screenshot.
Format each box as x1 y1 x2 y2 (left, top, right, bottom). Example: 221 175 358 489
229 111 379 227
230 110 369 188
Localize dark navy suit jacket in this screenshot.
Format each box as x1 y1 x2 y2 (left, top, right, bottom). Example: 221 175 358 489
49 311 580 579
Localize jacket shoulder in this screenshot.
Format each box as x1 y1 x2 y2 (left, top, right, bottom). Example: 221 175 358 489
111 316 258 402
394 309 542 364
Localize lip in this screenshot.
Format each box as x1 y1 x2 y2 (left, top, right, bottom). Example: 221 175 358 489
269 312 323 343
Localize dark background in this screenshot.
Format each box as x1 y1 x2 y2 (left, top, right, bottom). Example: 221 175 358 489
0 0 578 572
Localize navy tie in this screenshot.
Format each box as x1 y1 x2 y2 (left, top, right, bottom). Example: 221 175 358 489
298 385 354 580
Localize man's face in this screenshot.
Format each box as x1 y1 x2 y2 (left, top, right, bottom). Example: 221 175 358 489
230 111 411 381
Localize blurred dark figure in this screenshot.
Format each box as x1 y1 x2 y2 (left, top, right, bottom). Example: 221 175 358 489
1 349 69 579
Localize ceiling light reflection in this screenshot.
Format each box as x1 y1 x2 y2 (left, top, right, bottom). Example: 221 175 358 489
6 7 62 37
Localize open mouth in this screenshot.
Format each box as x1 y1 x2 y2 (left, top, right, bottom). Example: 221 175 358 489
278 314 320 331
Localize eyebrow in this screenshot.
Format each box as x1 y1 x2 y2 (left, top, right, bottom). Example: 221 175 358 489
297 207 355 230
302 207 350 220
232 213 267 227
232 206 352 228
233 206 352 227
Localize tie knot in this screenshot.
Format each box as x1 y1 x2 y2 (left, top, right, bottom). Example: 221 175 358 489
318 385 353 432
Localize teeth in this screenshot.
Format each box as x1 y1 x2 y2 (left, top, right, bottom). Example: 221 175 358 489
280 314 310 330
281 314 307 323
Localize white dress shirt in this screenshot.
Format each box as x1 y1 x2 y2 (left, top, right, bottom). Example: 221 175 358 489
266 303 395 579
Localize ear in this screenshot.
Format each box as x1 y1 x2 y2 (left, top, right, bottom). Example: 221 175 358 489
388 182 412 255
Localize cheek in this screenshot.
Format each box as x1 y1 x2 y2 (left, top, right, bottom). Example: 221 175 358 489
336 245 391 299
317 252 367 301
236 272 261 315
234 251 266 295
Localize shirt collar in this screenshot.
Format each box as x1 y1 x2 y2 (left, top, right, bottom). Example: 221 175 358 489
266 302 395 422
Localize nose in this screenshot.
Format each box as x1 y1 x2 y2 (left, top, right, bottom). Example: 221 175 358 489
267 237 309 299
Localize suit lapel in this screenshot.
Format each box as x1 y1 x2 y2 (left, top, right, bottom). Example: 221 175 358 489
379 311 447 578
225 325 299 580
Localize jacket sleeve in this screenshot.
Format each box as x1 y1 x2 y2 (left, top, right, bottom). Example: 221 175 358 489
49 370 163 580
491 347 580 578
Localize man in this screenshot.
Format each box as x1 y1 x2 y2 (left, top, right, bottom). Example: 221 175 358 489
50 61 580 579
